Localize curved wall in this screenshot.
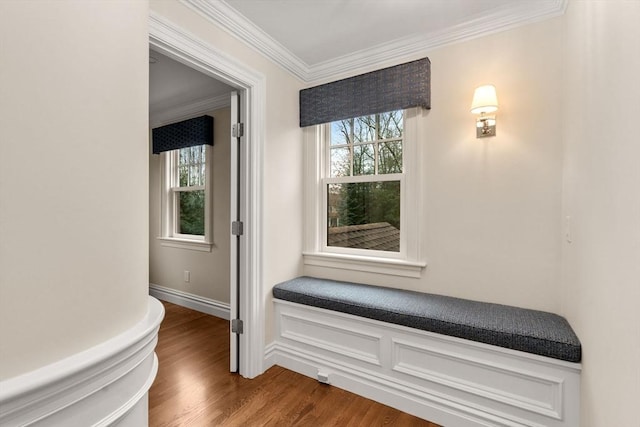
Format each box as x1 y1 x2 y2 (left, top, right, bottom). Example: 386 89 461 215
0 0 150 379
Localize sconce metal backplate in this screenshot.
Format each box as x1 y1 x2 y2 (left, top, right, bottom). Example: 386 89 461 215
476 115 496 138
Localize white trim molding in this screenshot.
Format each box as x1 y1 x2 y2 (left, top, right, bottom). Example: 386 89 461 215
180 0 567 84
305 0 569 83
150 10 266 379
272 299 581 427
180 0 308 81
157 236 214 252
302 108 426 278
302 252 426 279
0 296 164 427
263 341 277 373
149 283 231 320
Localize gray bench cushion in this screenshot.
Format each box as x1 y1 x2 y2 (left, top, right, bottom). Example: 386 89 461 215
273 277 581 363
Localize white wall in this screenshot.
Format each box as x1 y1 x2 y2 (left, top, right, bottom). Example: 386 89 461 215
0 1 149 379
149 107 231 303
305 17 565 313
562 1 640 425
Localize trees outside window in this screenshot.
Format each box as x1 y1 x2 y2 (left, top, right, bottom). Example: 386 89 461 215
304 107 423 276
159 144 212 251
326 111 403 252
175 145 206 236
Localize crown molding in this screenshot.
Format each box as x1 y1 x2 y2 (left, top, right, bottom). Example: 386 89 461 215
150 93 230 128
181 0 567 85
180 0 309 81
306 0 568 84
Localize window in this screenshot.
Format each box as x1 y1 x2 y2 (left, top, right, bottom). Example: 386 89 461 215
303 108 426 277
159 144 212 251
326 111 403 253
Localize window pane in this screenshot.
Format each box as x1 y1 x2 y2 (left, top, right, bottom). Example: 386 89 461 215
176 145 206 188
330 146 350 177
179 166 188 187
178 190 205 235
353 115 376 143
353 143 375 175
378 110 403 139
379 141 403 174
328 110 403 178
189 165 200 186
331 120 351 146
193 146 201 163
327 181 400 252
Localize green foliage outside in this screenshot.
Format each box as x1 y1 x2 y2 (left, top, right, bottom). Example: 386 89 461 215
335 181 400 229
177 145 206 236
179 190 205 235
329 111 403 230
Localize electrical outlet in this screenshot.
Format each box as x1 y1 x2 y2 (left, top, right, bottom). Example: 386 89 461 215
184 270 190 283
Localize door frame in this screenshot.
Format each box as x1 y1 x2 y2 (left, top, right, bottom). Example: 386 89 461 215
149 11 265 378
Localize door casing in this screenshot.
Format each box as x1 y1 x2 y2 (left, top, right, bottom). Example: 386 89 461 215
150 11 266 378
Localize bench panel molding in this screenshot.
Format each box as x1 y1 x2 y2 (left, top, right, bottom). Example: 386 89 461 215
392 338 564 420
281 312 383 366
271 299 580 427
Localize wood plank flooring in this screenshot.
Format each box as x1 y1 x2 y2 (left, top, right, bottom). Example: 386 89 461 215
149 301 440 427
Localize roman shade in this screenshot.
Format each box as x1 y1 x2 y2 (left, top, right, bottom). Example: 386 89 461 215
152 115 214 154
299 58 430 127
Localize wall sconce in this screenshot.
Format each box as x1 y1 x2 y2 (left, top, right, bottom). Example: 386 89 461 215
470 85 498 138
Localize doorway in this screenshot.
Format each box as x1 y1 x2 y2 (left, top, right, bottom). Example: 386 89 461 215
150 13 265 378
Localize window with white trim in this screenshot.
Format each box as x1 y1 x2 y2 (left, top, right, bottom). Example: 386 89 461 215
303 108 426 277
159 144 213 251
326 110 403 253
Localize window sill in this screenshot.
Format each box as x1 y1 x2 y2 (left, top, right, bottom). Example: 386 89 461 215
157 237 213 252
302 252 426 278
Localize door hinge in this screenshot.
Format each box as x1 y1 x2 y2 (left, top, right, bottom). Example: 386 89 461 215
232 123 244 138
231 221 244 236
231 319 244 334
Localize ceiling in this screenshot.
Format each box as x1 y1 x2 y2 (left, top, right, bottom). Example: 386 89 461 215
149 50 234 127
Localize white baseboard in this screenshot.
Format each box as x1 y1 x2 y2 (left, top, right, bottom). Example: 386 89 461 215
263 342 277 372
0 296 164 427
149 283 230 320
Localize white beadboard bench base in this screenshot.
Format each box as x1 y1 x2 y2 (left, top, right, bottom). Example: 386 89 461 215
269 299 581 427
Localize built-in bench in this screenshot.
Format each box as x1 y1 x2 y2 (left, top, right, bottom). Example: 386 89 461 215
269 277 582 427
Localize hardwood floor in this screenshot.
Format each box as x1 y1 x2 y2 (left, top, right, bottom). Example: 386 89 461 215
149 301 440 427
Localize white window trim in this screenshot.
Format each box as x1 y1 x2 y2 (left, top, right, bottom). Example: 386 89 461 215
158 145 213 252
303 108 426 277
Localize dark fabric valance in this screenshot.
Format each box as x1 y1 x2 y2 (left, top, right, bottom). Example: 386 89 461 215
299 58 430 127
152 115 214 154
